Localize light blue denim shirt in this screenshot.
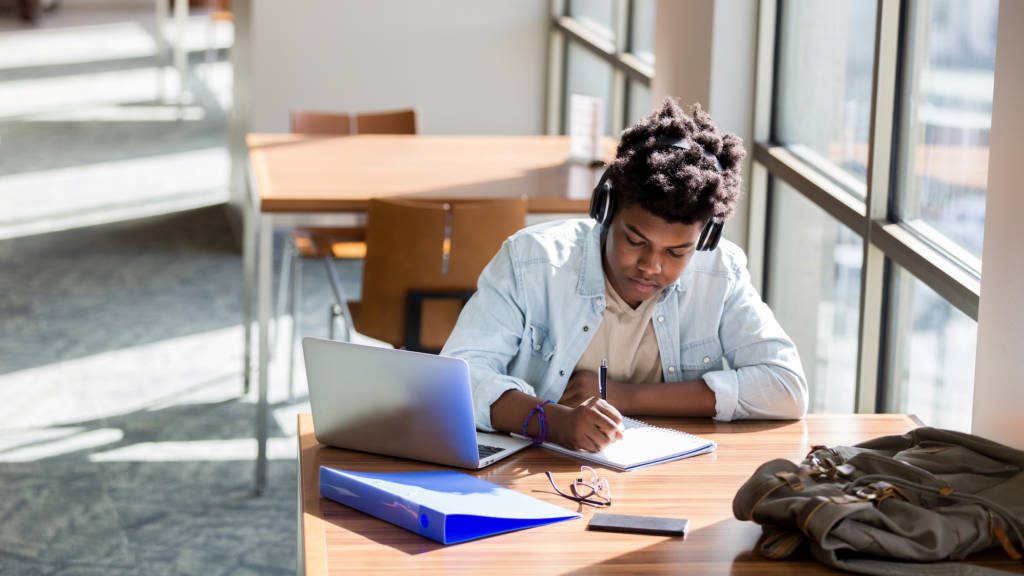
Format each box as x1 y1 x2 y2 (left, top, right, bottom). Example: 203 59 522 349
441 218 807 431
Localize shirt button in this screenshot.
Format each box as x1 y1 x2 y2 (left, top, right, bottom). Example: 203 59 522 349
703 356 711 365
657 315 665 323
667 366 676 374
582 325 589 332
559 369 566 377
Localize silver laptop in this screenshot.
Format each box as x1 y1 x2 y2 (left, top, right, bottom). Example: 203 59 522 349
302 337 531 468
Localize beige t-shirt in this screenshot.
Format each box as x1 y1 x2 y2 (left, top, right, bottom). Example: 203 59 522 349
575 277 664 384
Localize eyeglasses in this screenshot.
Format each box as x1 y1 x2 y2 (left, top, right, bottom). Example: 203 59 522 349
545 466 612 507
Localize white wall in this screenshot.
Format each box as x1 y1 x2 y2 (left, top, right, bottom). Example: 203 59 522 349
652 0 757 251
972 1 1024 449
652 1 714 107
249 0 548 134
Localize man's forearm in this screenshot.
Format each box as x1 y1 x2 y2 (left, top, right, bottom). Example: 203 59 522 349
609 378 716 417
491 389 571 440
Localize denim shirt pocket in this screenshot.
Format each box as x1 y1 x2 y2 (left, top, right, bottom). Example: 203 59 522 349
527 323 556 360
680 337 724 380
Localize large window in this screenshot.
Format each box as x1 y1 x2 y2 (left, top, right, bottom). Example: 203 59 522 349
896 0 997 260
755 0 998 430
887 265 977 431
775 0 876 190
547 0 655 135
769 181 863 414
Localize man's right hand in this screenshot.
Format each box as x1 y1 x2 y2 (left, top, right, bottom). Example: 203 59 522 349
549 397 624 452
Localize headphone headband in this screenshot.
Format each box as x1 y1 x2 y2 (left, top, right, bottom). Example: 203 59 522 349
589 135 725 251
652 136 723 172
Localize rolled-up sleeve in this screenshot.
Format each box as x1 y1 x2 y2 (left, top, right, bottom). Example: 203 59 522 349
703 258 808 421
441 240 535 431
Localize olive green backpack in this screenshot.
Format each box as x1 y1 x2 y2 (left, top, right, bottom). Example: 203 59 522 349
733 427 1024 575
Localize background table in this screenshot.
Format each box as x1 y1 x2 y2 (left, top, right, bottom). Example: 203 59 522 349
297 413 1024 575
245 134 610 493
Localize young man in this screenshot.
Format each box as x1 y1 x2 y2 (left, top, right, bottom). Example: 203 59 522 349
441 99 807 452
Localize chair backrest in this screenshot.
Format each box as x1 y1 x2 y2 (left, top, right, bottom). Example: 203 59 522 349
357 196 527 350
289 110 351 135
354 108 418 135
290 108 418 136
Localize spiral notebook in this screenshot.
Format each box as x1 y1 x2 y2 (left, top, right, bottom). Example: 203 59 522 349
541 417 715 471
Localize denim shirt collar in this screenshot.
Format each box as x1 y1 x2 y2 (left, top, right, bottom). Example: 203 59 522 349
576 221 685 301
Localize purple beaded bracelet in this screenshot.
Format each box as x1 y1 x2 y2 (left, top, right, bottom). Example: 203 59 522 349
522 400 552 445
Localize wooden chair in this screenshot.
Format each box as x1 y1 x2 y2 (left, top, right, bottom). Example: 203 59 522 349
288 110 352 135
282 107 419 267
353 108 418 135
324 196 527 352
278 108 420 393
288 107 418 136
284 107 418 271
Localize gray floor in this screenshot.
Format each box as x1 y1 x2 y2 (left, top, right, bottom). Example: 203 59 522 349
0 3 357 575
0 206 363 576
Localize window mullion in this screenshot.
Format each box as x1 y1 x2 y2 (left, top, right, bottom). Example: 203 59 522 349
752 144 866 234
871 221 980 319
747 0 778 293
548 0 568 134
855 0 901 414
609 0 629 133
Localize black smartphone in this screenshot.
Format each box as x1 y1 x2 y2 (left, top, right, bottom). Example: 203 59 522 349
587 513 688 537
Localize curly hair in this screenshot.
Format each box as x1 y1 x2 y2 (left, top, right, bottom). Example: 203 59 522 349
609 97 745 224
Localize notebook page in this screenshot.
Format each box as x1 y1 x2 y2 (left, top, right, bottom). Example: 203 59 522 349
541 417 714 471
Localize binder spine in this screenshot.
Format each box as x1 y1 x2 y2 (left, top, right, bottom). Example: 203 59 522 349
319 468 446 543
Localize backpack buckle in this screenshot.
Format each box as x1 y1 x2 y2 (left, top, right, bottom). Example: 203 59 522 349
806 446 851 480
854 481 905 504
808 454 839 480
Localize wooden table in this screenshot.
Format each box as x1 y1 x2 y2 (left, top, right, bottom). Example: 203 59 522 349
247 134 610 213
245 135 610 493
296 413 1024 575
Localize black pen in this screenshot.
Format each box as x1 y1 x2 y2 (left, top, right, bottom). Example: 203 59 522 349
599 358 607 401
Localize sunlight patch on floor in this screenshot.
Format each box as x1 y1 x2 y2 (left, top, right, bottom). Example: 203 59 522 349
0 17 232 72
89 437 296 462
0 325 246 430
0 427 125 462
0 146 229 239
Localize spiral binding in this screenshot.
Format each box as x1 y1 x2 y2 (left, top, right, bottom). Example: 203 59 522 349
622 416 707 443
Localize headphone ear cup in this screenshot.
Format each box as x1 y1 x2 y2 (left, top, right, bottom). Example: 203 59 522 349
697 218 724 251
590 170 613 224
707 220 723 251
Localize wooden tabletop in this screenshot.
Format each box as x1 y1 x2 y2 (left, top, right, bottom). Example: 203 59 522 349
297 413 1020 575
247 134 613 214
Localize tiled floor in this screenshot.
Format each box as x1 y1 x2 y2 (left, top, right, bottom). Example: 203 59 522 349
0 3 356 574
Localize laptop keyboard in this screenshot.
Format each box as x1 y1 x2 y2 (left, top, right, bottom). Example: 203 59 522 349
478 444 504 459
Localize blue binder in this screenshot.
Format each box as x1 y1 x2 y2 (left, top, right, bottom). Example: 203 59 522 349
319 467 580 545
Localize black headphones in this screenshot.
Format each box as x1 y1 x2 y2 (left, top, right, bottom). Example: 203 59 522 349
589 136 724 252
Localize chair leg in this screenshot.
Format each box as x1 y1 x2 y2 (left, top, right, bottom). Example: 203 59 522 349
287 254 301 399
273 238 295 360
328 304 340 340
323 256 355 342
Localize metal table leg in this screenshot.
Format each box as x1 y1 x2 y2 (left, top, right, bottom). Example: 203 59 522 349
242 165 256 396
255 213 272 495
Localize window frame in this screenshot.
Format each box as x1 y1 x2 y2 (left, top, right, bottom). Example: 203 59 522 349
750 0 985 415
546 0 655 136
